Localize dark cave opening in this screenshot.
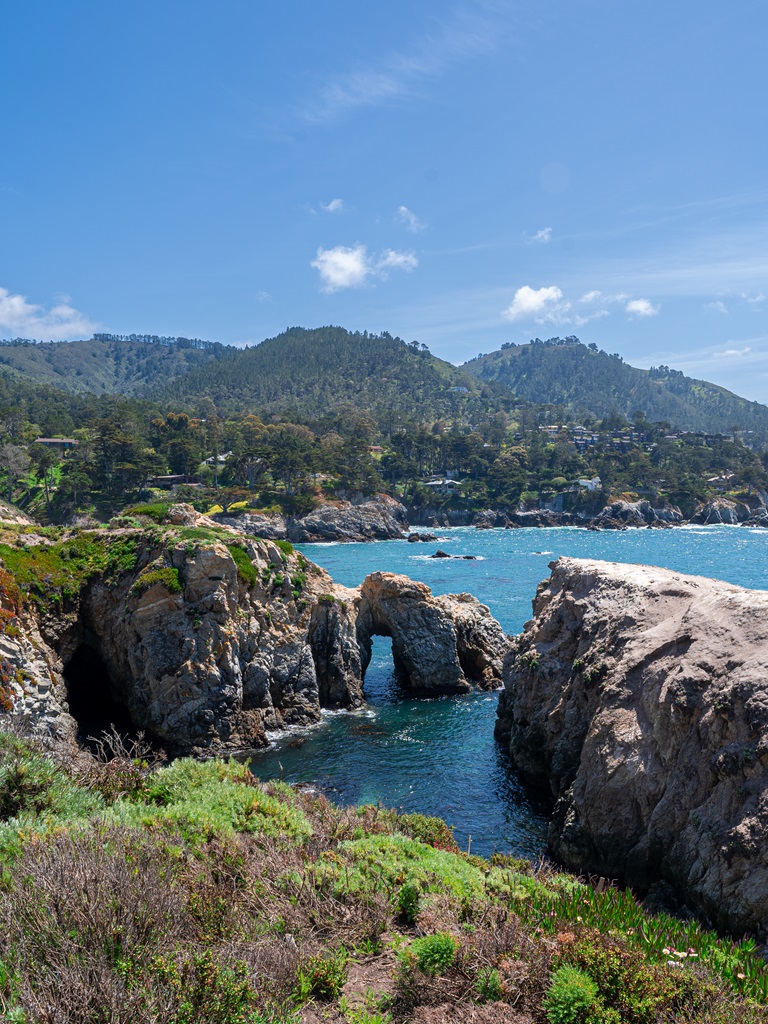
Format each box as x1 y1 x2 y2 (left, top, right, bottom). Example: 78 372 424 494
63 642 134 746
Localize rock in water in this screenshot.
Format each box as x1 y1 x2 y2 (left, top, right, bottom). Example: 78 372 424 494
495 556 768 936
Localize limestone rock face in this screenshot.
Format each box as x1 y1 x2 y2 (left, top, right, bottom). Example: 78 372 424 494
496 556 768 936
1 529 507 755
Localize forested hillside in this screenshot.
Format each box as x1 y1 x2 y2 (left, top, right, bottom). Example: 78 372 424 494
0 335 227 396
154 325 496 425
464 337 768 442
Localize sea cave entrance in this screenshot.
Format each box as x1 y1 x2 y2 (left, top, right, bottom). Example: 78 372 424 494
63 642 134 747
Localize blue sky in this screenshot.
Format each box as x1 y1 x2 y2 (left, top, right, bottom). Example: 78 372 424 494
2 0 768 399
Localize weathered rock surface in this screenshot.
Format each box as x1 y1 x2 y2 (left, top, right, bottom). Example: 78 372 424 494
689 497 751 525
1 526 507 754
591 499 684 529
357 572 508 694
0 500 34 526
215 495 408 543
496 556 768 936
287 495 407 542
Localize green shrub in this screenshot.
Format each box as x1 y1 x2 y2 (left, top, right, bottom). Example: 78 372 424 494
107 758 311 844
130 566 182 596
124 503 171 523
474 967 503 1003
396 812 459 853
296 946 348 1001
226 543 257 587
404 933 457 976
0 734 104 858
544 965 601 1024
397 881 420 923
274 539 294 557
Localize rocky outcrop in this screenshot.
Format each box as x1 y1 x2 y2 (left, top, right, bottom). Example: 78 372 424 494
215 495 408 543
496 557 768 936
591 499 683 529
0 500 33 526
1 524 507 754
356 572 508 694
689 497 751 525
286 495 407 543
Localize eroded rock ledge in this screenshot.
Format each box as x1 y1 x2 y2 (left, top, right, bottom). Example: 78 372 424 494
496 556 768 936
0 519 507 755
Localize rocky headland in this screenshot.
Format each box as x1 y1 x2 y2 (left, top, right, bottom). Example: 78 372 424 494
0 505 507 755
496 556 768 936
215 493 408 543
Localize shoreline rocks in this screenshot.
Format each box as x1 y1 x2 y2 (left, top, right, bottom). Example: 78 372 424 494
496 556 768 936
1 525 508 755
215 494 408 543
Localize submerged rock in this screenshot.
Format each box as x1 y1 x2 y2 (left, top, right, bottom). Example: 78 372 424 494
496 556 768 936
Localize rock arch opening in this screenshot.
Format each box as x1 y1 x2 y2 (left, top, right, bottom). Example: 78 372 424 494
64 641 134 745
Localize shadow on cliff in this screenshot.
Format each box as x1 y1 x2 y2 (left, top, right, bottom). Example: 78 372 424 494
63 640 142 751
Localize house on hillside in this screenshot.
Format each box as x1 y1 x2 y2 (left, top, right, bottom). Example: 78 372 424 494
34 437 77 454
424 478 462 495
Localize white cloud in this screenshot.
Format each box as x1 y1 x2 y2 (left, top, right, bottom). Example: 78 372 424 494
716 346 751 358
744 292 766 304
0 286 97 340
311 245 418 292
502 285 569 323
397 205 426 233
528 227 552 244
625 298 659 318
705 300 729 314
321 198 344 213
378 249 419 272
579 290 602 303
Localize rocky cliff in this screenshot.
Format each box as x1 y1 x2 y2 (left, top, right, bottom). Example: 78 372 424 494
496 557 768 936
0 508 507 754
215 494 408 543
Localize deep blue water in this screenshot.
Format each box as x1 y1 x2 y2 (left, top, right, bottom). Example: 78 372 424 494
249 526 768 857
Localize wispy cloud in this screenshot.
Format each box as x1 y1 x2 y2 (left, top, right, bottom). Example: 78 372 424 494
397 205 427 233
302 3 512 123
526 226 552 244
321 198 345 213
716 346 751 358
705 300 729 314
311 244 418 292
0 286 97 340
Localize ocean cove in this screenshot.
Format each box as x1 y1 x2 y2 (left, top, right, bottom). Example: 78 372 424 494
250 525 768 857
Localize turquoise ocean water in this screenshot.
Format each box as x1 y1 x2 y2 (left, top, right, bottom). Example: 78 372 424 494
249 526 768 857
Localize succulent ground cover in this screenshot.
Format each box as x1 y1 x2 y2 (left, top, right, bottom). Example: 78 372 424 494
0 731 766 1024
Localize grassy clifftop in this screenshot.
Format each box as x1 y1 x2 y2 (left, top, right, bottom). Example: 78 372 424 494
0 733 765 1023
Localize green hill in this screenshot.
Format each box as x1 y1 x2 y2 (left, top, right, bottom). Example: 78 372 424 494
463 337 768 440
0 335 227 396
154 325 496 424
